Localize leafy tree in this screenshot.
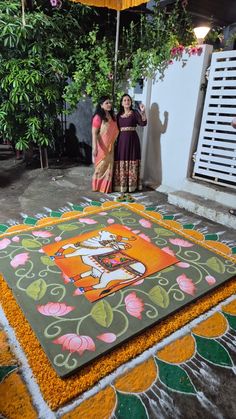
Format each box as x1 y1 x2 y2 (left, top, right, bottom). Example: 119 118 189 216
0 0 195 160
0 0 93 156
119 0 195 83
65 0 195 108
64 28 114 111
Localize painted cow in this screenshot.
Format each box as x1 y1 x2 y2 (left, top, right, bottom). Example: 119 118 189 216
50 230 146 292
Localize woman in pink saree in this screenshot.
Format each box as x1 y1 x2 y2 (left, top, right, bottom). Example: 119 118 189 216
92 96 119 193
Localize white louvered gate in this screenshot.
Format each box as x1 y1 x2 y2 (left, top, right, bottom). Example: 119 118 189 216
193 50 236 189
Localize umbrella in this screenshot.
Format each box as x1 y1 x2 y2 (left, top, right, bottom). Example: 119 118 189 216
69 0 149 95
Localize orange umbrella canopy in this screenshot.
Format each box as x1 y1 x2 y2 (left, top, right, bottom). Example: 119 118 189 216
69 0 147 11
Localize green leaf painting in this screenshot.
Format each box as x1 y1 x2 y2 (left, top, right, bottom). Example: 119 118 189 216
206 257 225 274
40 256 56 266
57 224 79 231
148 286 169 308
161 266 175 273
155 358 196 394
26 279 47 301
194 335 233 367
91 300 113 327
111 210 132 218
115 391 148 419
154 228 175 237
22 239 42 249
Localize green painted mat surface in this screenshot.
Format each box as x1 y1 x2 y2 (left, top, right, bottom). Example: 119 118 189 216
0 202 236 377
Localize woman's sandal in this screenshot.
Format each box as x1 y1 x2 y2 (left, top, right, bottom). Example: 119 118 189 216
125 194 135 203
229 209 236 216
115 194 126 202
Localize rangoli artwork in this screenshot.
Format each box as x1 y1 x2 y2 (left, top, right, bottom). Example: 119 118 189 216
0 201 235 410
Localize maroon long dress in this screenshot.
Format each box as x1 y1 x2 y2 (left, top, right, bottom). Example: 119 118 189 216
113 110 147 193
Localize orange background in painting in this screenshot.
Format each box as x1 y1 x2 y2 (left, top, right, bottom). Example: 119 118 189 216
43 224 178 302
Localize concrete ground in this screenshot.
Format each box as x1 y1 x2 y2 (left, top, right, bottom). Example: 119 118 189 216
1 144 236 418
0 145 235 243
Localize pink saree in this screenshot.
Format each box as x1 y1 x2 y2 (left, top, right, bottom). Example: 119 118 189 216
92 115 119 193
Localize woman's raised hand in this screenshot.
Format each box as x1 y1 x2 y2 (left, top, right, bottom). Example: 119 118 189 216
139 103 145 113
231 117 236 129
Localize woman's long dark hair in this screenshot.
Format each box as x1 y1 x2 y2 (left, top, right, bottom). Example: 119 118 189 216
93 95 115 122
118 93 134 118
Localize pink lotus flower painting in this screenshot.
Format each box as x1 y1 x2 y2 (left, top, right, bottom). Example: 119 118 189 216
162 246 175 256
12 236 20 243
32 230 53 238
97 333 117 343
176 274 196 296
107 218 115 224
205 275 216 285
138 233 151 242
78 218 97 225
55 236 62 242
139 219 152 228
53 334 95 355
169 238 194 248
125 292 144 319
0 238 11 250
10 252 29 268
37 302 75 317
176 262 190 268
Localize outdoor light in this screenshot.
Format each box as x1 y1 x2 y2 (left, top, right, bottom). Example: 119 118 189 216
193 26 211 44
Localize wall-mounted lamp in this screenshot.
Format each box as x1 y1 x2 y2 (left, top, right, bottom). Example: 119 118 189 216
193 26 211 44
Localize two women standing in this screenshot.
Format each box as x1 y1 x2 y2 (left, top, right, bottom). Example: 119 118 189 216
92 94 147 195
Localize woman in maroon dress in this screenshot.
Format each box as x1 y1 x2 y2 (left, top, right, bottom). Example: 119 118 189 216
113 94 147 196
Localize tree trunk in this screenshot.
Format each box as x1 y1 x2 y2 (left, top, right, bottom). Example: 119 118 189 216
39 146 49 169
44 147 49 169
21 0 26 26
39 146 43 169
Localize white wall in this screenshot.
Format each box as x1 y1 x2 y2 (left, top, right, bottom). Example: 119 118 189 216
129 44 213 191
